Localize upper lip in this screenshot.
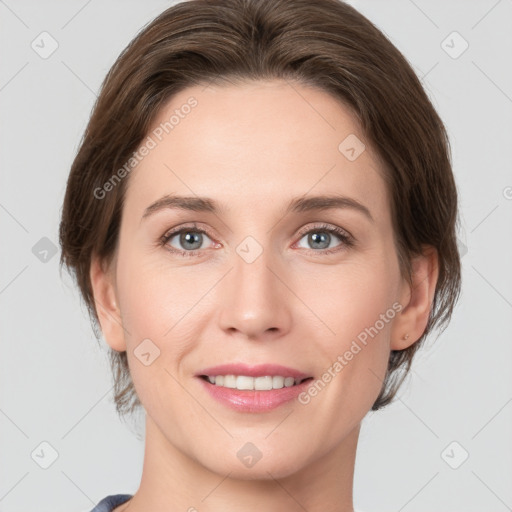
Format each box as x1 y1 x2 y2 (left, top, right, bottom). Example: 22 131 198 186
197 363 311 380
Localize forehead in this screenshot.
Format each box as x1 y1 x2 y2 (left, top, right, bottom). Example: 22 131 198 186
124 80 389 221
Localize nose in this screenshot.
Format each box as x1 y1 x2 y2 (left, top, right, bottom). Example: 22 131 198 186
217 245 293 341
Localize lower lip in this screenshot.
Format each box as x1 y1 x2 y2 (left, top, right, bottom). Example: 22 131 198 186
197 377 313 413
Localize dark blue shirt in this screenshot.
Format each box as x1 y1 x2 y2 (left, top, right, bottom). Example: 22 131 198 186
88 493 366 511
89 494 133 512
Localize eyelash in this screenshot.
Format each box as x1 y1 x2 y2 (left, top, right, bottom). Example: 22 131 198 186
160 222 355 258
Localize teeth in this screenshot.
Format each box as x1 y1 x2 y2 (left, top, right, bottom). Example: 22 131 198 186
206 375 301 390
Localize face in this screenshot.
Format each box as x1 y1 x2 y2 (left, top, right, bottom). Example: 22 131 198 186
98 79 414 479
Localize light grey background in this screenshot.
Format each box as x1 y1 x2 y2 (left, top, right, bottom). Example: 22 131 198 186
0 1 511 511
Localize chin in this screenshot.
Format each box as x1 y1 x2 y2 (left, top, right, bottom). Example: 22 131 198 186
200 446 309 481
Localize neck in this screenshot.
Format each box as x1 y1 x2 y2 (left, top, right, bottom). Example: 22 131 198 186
120 415 359 512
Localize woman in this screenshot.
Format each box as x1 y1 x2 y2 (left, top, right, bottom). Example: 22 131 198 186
59 0 461 510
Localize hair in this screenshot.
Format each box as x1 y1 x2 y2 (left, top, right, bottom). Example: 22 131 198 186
59 0 462 418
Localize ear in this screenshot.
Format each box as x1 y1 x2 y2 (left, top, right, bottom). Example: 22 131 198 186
390 245 439 350
89 255 127 352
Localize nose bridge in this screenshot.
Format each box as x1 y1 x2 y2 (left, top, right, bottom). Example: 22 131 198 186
217 234 291 338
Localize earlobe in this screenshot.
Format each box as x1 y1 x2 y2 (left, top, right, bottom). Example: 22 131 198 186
89 256 127 352
391 246 439 351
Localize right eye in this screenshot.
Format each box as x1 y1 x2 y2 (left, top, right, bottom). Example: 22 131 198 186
161 226 217 257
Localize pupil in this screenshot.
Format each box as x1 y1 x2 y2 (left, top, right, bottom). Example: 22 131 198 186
181 231 202 250
310 232 329 249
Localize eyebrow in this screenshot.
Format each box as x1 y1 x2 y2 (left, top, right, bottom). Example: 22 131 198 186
141 193 374 223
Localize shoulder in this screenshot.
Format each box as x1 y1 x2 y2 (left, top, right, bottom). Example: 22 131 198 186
86 494 133 512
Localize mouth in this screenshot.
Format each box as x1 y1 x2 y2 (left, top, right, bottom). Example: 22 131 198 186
195 363 314 391
199 374 314 391
195 364 315 412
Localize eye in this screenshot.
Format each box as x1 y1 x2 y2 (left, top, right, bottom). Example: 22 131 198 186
160 222 355 258
161 224 216 257
295 223 354 255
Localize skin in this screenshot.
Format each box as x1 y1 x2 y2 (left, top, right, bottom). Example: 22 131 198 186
90 80 438 512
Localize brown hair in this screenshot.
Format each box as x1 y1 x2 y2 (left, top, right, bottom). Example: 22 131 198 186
59 0 462 417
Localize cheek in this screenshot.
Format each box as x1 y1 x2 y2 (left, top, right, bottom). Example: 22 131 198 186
300 259 398 347
115 256 199 409
116 250 194 336
115 253 211 379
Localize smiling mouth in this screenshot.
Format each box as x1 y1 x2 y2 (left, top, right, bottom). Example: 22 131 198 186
199 375 314 391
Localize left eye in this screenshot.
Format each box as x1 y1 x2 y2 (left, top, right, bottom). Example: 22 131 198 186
296 227 349 252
